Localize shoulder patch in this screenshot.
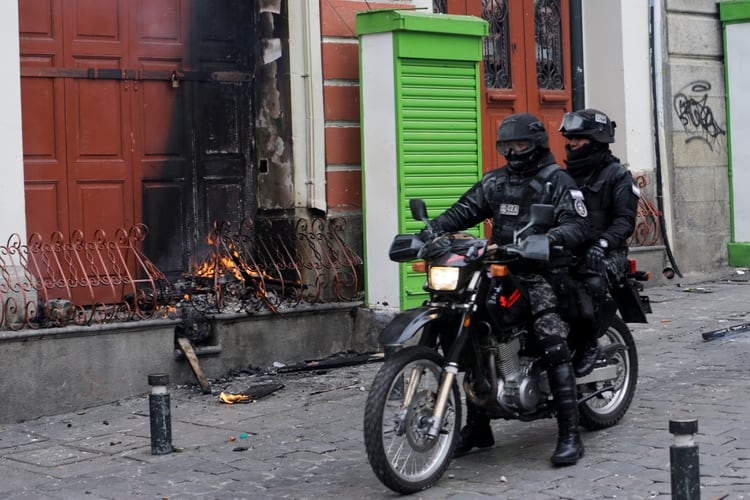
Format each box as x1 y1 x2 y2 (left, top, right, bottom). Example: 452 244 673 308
570 189 584 200
570 189 588 217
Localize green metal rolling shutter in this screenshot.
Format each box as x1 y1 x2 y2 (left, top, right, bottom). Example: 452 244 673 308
396 58 483 308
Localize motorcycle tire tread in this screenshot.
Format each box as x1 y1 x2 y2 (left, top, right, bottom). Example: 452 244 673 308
577 316 638 431
363 346 461 494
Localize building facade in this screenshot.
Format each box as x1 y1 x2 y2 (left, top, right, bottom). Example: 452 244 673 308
0 0 734 314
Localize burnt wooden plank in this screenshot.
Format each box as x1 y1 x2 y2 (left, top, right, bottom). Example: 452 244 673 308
177 337 212 394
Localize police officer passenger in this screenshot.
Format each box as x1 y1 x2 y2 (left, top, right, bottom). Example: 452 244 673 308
427 113 589 466
559 109 640 377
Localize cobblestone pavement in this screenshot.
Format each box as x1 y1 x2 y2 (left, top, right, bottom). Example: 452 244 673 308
2 279 750 499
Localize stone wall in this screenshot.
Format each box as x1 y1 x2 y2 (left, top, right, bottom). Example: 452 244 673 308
662 0 731 278
0 304 384 424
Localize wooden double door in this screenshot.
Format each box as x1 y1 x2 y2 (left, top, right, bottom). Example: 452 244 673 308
441 0 572 170
19 0 256 278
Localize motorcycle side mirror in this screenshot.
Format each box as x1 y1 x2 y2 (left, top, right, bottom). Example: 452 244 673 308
513 204 555 243
409 199 429 223
409 198 438 241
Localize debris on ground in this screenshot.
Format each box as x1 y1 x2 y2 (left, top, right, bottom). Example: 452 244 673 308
309 379 364 395
276 351 383 374
218 382 285 404
702 322 750 341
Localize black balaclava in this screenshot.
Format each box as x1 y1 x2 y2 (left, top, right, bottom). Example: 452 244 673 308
564 141 609 177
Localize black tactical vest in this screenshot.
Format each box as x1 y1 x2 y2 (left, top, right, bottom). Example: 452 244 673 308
488 164 559 244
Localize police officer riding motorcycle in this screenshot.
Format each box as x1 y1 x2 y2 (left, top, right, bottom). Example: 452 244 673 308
559 109 641 378
426 113 589 465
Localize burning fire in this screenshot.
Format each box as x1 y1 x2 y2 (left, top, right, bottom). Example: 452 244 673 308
194 253 245 281
192 233 262 282
190 230 281 314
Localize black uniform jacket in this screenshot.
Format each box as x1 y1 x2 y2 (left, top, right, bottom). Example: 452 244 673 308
431 152 590 251
571 156 640 251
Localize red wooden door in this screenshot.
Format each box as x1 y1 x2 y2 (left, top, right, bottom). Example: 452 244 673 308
444 0 572 171
19 0 255 287
19 0 69 239
20 0 181 242
62 0 134 237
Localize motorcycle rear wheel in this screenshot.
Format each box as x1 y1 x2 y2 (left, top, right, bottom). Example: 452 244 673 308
363 346 461 494
578 316 638 430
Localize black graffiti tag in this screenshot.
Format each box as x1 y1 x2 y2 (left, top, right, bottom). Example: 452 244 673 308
673 80 726 152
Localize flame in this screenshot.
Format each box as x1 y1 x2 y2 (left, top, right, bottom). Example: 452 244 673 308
152 303 178 319
194 253 244 280
192 243 266 282
219 392 250 404
194 232 239 280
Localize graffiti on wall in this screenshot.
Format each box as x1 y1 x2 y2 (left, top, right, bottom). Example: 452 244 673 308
673 80 726 152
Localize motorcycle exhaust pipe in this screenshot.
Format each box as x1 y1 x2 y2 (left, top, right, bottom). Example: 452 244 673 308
464 351 499 408
464 321 499 408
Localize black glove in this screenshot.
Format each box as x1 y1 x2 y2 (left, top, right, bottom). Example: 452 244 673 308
547 232 561 248
585 244 606 272
417 228 432 242
605 256 623 281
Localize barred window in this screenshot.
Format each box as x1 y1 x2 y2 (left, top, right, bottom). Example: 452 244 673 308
482 0 511 89
535 0 564 89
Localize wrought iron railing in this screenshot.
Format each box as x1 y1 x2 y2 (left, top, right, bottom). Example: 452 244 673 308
0 216 363 331
629 175 663 247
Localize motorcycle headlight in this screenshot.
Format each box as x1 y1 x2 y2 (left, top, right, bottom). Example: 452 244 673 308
428 266 460 291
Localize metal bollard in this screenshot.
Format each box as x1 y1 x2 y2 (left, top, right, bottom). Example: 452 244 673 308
148 373 173 455
669 419 700 500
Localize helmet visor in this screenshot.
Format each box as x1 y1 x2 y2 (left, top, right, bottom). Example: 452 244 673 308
559 112 586 134
496 140 533 156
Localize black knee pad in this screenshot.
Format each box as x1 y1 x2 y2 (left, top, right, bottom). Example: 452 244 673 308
540 337 571 367
583 274 607 300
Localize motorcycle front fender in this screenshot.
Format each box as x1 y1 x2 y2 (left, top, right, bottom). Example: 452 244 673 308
378 306 446 348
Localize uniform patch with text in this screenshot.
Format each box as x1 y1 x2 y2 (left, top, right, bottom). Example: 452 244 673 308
499 204 520 216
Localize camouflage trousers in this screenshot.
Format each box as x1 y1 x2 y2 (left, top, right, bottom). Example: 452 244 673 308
517 272 569 341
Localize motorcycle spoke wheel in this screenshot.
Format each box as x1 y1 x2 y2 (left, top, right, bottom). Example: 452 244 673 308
578 316 638 430
364 346 460 494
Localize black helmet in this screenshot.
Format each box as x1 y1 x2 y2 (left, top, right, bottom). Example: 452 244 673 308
496 113 549 171
559 108 616 144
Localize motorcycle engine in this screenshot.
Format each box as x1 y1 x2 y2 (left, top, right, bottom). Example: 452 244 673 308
487 335 547 412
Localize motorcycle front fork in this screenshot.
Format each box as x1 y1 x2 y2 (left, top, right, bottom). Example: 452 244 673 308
406 312 472 441
397 362 460 441
401 272 481 440
427 365 459 439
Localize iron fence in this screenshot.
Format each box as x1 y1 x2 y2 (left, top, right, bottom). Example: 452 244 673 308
0 216 363 331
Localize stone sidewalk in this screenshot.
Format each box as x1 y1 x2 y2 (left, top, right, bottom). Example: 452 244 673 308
2 277 750 499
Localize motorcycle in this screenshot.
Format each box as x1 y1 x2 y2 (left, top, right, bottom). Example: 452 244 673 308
363 199 651 494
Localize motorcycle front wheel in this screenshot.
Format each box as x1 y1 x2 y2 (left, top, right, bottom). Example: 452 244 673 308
363 346 461 494
578 316 638 430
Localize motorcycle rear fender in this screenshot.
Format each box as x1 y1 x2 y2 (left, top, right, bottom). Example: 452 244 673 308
378 306 443 347
611 285 649 323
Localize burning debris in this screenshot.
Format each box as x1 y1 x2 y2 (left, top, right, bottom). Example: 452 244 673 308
173 220 306 316
218 382 285 404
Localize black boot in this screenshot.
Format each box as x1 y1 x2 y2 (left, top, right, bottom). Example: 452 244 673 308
455 404 494 456
573 339 600 378
547 362 584 466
